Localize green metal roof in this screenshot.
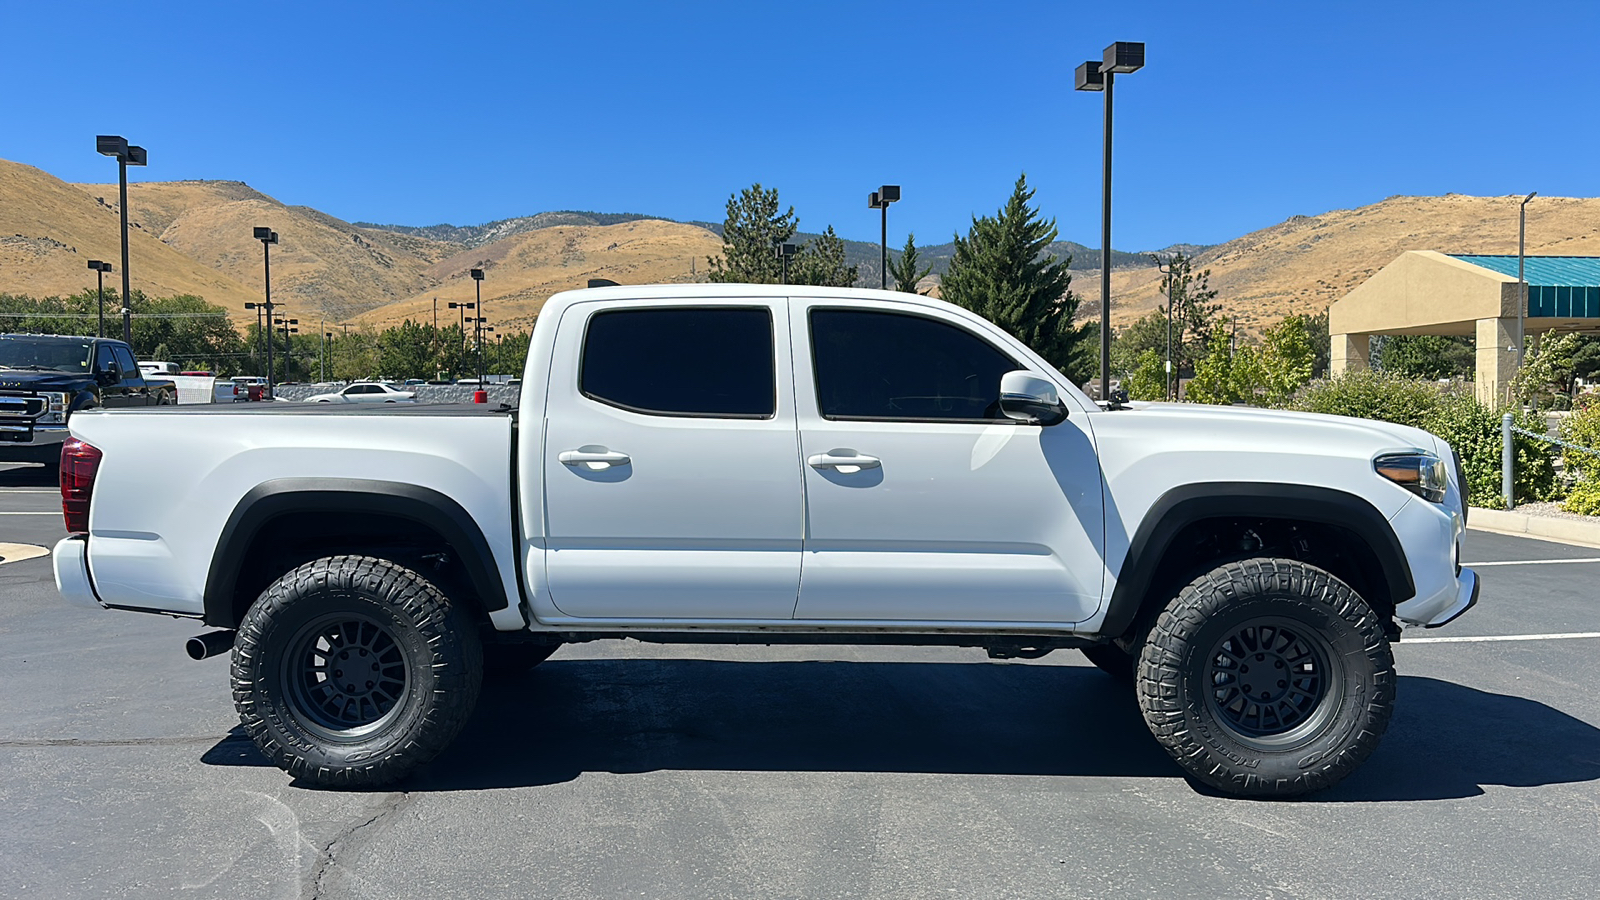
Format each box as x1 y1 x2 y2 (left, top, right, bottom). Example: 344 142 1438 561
1449 255 1600 318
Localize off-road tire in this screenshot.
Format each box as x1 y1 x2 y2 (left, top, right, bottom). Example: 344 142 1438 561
232 555 483 788
483 641 559 676
1080 644 1136 682
1138 558 1394 798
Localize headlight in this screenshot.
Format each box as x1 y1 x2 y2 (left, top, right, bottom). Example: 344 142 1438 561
1375 452 1448 503
39 392 68 424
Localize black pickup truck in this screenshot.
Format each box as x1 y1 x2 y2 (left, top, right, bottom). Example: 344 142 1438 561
0 333 175 466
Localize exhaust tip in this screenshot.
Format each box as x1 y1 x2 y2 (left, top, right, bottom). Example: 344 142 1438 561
186 630 235 661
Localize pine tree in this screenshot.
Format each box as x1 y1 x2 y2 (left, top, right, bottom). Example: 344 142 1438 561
788 226 858 287
888 233 933 294
940 174 1093 380
706 184 797 284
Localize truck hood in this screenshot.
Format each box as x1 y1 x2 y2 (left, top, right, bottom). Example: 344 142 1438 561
0 370 92 391
1118 401 1447 458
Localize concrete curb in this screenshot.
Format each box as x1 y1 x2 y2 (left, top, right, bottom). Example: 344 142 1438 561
1467 506 1600 549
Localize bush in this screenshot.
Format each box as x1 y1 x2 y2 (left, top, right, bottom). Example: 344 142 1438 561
1558 402 1600 480
1289 371 1557 508
1563 480 1600 516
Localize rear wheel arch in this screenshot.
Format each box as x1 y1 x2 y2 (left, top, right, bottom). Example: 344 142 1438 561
1100 483 1414 643
203 478 512 629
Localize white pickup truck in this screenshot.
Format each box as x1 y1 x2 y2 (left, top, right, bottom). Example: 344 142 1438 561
53 284 1477 797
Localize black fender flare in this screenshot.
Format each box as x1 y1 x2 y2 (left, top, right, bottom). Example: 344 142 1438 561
202 477 510 627
1098 482 1415 639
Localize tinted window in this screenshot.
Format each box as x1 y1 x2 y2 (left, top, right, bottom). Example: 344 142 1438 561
582 307 774 418
112 346 138 378
810 309 1019 421
95 345 117 373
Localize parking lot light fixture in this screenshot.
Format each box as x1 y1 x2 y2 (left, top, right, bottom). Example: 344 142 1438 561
774 242 797 285
868 186 900 289
470 269 486 382
1075 41 1144 405
254 227 279 387
87 260 111 337
97 135 146 345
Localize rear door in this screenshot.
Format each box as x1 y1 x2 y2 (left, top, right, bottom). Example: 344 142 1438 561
541 298 803 619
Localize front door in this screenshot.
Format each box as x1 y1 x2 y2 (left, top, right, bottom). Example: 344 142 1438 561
541 299 804 619
791 301 1106 625
93 344 133 408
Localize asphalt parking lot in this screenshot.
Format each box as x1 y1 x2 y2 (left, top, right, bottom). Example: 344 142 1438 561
3 461 1598 900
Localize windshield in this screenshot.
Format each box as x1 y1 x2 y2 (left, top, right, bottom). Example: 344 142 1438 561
0 338 94 373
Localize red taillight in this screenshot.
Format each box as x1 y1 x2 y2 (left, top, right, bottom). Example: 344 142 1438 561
60 438 103 535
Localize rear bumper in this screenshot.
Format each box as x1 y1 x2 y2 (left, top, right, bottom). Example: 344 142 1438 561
53 535 104 609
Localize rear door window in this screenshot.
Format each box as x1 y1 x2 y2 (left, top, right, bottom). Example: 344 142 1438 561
580 307 775 418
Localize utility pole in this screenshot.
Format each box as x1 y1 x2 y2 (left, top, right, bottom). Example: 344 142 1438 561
1518 191 1537 369
1153 254 1176 400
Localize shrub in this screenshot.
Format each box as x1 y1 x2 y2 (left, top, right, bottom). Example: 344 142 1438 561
1289 371 1557 508
1558 402 1600 480
1562 479 1600 516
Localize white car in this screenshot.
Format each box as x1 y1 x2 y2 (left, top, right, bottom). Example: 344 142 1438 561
303 382 416 403
52 283 1475 797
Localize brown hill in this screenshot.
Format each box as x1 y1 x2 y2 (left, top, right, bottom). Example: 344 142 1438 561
349 219 724 331
75 180 460 324
1077 194 1600 336
0 160 261 316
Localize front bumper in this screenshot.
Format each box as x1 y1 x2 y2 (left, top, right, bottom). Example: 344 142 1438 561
1389 494 1479 628
53 535 104 609
0 424 67 463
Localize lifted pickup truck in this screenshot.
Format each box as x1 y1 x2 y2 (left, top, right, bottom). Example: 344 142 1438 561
53 284 1476 796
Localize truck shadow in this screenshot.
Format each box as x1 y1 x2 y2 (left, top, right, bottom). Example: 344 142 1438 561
0 464 56 487
201 661 1600 801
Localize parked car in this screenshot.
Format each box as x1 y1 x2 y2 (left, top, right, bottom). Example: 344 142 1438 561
1 333 174 466
303 382 416 403
230 376 268 401
52 284 1475 797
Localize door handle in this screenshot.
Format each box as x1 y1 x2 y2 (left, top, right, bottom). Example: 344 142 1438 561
807 452 881 473
559 449 631 469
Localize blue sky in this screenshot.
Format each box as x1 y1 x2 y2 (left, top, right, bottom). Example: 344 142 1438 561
3 0 1596 251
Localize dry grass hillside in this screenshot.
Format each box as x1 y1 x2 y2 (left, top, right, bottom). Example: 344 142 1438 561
0 160 261 314
1077 194 1600 336
75 180 460 323
351 219 724 330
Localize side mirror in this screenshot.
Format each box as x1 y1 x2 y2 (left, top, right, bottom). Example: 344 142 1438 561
999 370 1068 426
95 366 119 386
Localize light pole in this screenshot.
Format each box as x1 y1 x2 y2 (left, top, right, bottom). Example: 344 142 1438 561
253 227 279 387
1152 253 1176 400
448 301 475 378
1518 191 1537 368
868 185 900 289
86 260 112 337
471 268 485 383
322 328 332 382
96 136 146 346
774 242 796 285
1075 41 1144 405
274 316 299 382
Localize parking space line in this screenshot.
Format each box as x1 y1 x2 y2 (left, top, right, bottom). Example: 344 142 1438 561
0 489 55 494
1404 632 1600 644
0 512 59 516
1467 558 1600 566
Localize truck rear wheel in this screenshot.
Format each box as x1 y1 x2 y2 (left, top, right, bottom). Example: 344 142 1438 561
1137 558 1394 798
231 555 483 787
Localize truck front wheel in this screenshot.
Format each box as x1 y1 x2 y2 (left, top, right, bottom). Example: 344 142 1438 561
1138 558 1394 797
231 555 483 787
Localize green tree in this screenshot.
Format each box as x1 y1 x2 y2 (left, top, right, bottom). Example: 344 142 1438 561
888 233 933 294
1156 252 1221 377
1125 349 1166 401
940 173 1093 380
1258 314 1316 405
378 320 437 380
706 184 797 284
1185 329 1244 405
1376 334 1474 381
788 226 858 287
1109 311 1169 380
1296 310 1331 378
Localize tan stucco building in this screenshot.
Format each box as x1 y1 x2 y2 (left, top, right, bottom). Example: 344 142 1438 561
1329 251 1600 402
